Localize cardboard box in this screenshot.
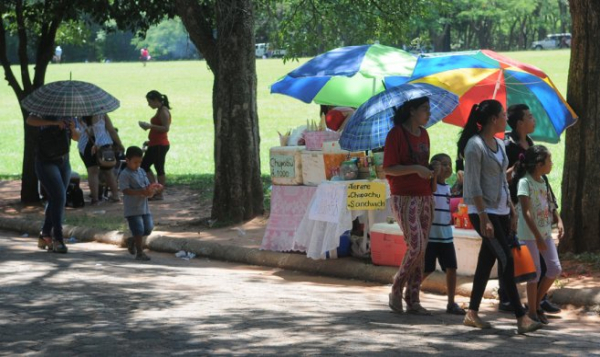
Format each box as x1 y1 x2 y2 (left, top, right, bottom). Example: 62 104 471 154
304 131 340 151
300 149 366 186
269 146 304 185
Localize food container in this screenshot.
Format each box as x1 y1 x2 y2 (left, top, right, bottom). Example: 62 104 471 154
340 160 358 180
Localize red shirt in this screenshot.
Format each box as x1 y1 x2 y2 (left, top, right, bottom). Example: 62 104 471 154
383 125 432 196
148 112 170 146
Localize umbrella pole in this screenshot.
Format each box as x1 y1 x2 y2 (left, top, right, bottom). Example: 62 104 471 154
492 69 503 99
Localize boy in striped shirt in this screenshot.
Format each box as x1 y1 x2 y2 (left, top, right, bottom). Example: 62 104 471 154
424 153 465 315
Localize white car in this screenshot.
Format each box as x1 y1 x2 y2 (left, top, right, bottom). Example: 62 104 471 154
532 33 571 50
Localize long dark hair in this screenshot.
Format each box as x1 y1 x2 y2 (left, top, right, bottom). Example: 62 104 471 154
393 96 429 126
507 104 530 136
457 99 503 158
509 145 551 203
146 90 171 109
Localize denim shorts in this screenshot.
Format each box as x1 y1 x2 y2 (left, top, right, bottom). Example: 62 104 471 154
126 214 154 237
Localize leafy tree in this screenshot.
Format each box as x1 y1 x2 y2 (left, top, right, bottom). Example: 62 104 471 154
560 0 600 253
174 0 263 223
131 17 199 60
259 0 430 59
0 0 169 203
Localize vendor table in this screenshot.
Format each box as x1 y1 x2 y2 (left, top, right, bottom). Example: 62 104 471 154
293 180 392 260
260 185 317 252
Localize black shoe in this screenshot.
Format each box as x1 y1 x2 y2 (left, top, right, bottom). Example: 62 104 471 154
498 301 527 313
498 301 514 313
52 239 68 254
540 299 561 314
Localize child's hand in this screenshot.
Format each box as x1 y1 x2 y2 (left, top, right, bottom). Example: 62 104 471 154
144 186 155 197
430 160 441 177
536 237 548 251
557 219 564 240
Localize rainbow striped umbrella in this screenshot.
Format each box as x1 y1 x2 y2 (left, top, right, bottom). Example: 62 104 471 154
409 50 577 143
270 44 416 108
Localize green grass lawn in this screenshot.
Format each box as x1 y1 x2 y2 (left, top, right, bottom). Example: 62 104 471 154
0 49 571 204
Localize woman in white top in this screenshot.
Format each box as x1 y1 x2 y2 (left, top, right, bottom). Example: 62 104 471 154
76 114 124 204
457 99 542 334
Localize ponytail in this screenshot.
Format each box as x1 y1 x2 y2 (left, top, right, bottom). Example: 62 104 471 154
509 145 551 203
457 99 503 158
146 90 172 109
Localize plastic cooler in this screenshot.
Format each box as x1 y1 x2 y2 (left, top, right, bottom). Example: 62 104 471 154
370 223 407 267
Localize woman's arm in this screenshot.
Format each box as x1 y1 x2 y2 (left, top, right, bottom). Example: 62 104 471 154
26 115 65 128
104 114 124 150
384 164 432 179
70 119 81 141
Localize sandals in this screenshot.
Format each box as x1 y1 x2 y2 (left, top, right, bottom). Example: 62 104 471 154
126 237 136 255
446 302 467 315
517 317 543 334
464 313 492 329
536 310 550 324
52 239 68 254
135 252 151 261
406 303 432 315
388 293 403 313
38 233 53 251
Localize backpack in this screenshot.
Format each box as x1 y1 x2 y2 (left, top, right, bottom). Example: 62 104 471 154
66 182 85 208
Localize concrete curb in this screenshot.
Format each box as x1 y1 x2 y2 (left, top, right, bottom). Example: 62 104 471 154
2 216 593 306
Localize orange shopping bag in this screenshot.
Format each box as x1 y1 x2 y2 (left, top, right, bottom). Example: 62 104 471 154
513 244 537 283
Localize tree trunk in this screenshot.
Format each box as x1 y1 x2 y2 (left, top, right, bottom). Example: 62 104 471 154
21 112 41 202
177 0 264 223
211 0 263 222
560 0 600 253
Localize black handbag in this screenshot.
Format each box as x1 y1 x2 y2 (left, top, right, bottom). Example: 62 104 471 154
96 145 117 168
37 126 70 162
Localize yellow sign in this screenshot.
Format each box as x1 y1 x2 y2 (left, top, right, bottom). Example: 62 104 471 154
347 182 386 210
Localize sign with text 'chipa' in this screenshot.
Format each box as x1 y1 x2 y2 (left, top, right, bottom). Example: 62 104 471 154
270 154 295 178
347 182 386 210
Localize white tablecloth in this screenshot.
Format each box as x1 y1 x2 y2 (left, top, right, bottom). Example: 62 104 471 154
293 180 392 259
260 185 317 252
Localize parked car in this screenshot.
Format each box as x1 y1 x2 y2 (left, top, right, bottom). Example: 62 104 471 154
531 33 571 50
255 43 287 58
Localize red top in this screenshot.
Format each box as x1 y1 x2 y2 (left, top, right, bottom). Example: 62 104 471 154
383 125 432 196
148 112 170 146
325 110 346 131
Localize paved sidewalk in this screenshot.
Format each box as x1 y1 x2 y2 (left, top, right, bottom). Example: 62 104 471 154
1 214 599 308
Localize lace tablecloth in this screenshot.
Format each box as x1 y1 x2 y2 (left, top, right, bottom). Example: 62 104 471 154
260 185 317 252
293 180 392 260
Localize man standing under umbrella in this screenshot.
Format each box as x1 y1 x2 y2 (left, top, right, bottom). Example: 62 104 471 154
27 114 79 253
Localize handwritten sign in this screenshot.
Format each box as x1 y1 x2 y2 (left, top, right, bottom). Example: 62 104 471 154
347 182 386 210
270 154 296 179
308 184 346 223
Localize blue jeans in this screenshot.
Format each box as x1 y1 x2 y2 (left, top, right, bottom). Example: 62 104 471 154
35 156 71 241
126 214 154 237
